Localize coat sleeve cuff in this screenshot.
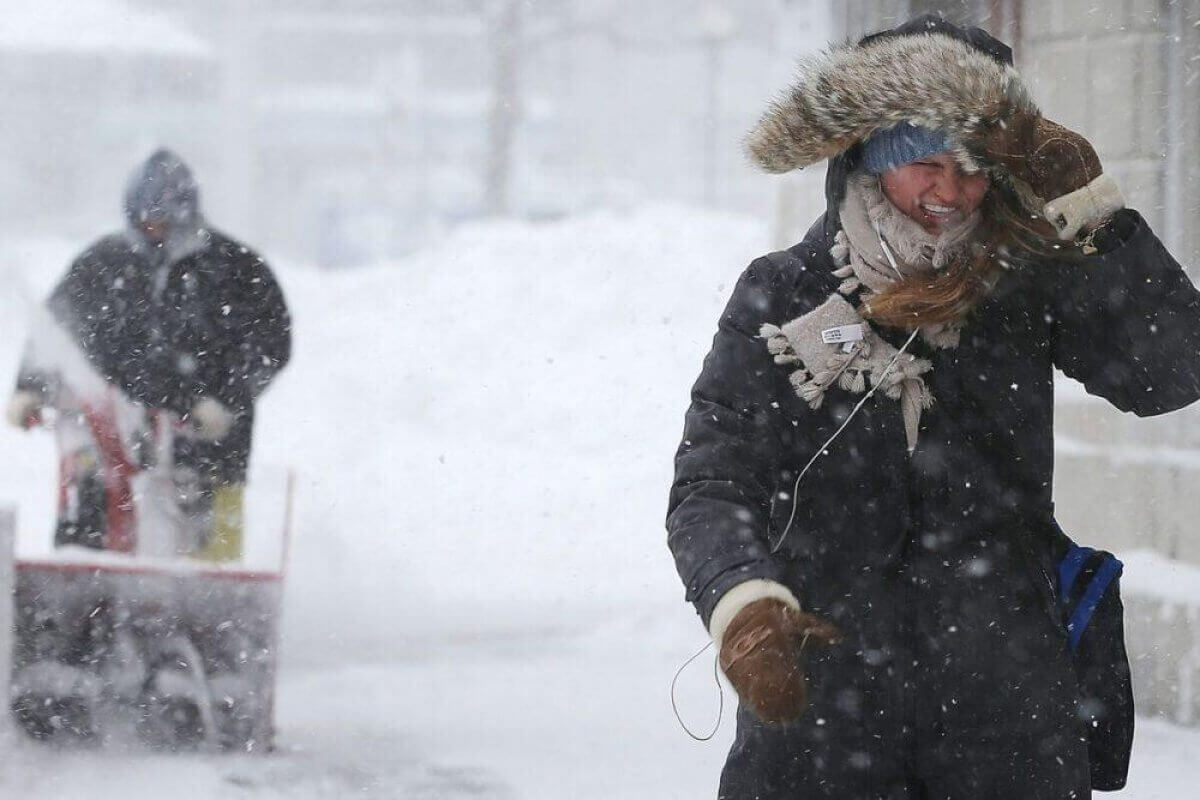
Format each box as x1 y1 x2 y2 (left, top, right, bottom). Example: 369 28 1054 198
1043 173 1125 241
707 579 800 649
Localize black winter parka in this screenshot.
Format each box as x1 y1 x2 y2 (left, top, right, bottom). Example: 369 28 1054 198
35 229 291 483
667 126 1200 800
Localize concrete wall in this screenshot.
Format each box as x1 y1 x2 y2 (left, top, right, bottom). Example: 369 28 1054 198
1126 591 1200 727
1055 389 1200 564
1020 0 1200 268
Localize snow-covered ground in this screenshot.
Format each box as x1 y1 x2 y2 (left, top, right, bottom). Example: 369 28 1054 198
2 206 1199 796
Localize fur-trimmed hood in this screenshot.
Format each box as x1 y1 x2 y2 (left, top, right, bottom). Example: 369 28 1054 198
747 16 1036 176
751 17 1031 241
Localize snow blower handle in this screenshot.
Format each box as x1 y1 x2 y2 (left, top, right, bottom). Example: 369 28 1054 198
5 389 44 430
184 396 234 442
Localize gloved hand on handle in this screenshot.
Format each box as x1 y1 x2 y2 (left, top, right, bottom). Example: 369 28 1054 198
711 582 841 725
188 396 234 441
971 112 1125 240
6 390 42 429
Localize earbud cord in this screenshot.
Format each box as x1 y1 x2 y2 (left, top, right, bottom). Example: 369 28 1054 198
772 229 917 554
670 640 723 741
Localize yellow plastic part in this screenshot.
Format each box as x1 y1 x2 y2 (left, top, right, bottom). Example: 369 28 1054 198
194 483 244 562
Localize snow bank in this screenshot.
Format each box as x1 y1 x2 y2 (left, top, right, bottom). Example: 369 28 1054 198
256 204 767 660
0 206 768 663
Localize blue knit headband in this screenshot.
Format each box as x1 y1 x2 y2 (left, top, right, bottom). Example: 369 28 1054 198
861 123 951 175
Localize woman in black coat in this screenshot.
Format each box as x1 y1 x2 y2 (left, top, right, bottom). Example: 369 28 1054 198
667 17 1200 799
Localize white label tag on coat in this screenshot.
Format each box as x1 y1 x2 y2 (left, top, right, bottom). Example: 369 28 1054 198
821 324 865 344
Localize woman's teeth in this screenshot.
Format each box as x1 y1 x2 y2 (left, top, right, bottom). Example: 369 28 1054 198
923 204 955 215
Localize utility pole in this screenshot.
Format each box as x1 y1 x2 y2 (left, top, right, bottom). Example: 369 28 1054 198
699 1 736 208
484 0 524 216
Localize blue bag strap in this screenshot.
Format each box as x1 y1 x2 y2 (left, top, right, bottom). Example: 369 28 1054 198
1057 545 1095 604
1066 554 1123 653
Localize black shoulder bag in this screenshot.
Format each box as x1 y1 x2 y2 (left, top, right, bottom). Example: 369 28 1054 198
1057 544 1135 791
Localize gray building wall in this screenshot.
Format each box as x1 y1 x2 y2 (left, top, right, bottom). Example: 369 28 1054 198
1020 0 1200 269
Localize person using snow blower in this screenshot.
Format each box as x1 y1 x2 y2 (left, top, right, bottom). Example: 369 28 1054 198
6 148 291 561
667 15 1200 798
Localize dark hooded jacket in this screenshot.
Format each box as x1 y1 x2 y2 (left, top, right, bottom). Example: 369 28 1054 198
667 18 1200 799
29 150 291 483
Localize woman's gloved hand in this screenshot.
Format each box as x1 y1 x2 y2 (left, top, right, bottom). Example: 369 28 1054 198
976 113 1101 200
971 112 1124 239
6 390 42 429
188 396 234 441
718 598 841 725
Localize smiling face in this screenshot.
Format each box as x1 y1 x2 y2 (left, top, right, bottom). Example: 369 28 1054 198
879 152 989 234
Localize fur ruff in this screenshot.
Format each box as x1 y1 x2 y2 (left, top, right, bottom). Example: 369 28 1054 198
745 32 1038 173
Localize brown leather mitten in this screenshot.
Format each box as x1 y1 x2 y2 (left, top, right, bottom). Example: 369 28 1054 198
971 111 1125 239
974 112 1102 203
718 598 841 725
